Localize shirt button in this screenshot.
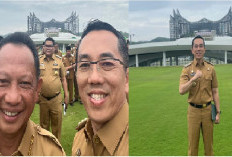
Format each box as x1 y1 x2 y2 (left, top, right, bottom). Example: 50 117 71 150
94 136 100 144
76 149 81 156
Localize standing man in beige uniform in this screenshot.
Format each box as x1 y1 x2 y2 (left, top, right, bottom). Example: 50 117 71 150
39 37 69 141
54 43 63 57
179 35 221 156
62 45 75 106
71 41 81 103
0 32 65 156
72 20 129 156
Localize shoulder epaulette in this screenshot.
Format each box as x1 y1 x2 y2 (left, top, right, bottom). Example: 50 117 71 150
35 125 63 149
76 118 88 131
205 60 214 66
39 54 44 58
55 55 62 59
184 62 192 68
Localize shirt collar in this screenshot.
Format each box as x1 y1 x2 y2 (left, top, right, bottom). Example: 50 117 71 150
44 54 55 61
17 120 35 156
94 103 128 155
193 58 205 67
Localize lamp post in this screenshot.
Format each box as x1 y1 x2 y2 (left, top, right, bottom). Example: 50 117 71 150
129 33 135 43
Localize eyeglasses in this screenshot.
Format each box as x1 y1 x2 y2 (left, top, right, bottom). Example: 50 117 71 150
77 58 125 72
193 44 204 49
44 45 54 48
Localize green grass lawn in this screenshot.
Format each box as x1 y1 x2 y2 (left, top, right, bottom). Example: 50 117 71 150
129 64 232 156
30 102 87 156
29 64 232 156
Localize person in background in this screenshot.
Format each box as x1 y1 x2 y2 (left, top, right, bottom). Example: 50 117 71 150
54 43 63 57
62 45 75 106
39 37 69 141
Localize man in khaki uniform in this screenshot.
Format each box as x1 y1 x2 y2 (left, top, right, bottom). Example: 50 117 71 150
179 35 221 156
54 43 63 57
72 41 81 102
0 32 65 156
72 20 129 156
39 37 69 141
62 45 75 106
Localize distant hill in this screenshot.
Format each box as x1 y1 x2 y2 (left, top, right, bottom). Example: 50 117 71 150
130 37 170 45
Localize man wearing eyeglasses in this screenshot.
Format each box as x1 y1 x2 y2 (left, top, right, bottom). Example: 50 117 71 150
72 20 129 156
179 35 220 156
39 37 69 141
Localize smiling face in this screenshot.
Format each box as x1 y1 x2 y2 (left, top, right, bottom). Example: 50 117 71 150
0 43 42 136
44 40 55 57
77 30 129 128
191 38 206 60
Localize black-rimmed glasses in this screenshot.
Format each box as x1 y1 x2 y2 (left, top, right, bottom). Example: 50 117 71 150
77 58 125 72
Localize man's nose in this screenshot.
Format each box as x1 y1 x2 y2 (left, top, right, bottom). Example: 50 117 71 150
87 64 104 85
5 84 21 106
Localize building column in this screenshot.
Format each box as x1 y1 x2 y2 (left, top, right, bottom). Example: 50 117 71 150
225 50 228 64
163 51 166 66
62 44 65 53
170 57 172 66
135 54 139 67
175 56 178 66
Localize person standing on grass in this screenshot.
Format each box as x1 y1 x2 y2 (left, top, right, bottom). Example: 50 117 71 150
179 35 221 156
62 45 75 106
72 19 129 156
0 32 65 156
39 37 69 141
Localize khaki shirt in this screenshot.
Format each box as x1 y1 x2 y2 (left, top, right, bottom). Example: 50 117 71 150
179 59 218 104
54 50 63 57
62 55 75 79
0 120 65 156
72 103 129 156
39 54 66 97
71 47 77 55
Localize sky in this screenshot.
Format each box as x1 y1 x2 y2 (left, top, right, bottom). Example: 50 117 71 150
0 0 128 36
1 1 232 42
129 1 232 41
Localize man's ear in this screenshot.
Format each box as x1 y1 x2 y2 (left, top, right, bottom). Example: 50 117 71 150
35 78 43 103
125 68 129 95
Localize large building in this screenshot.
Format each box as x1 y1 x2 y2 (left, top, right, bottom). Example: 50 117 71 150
170 7 232 40
27 12 79 35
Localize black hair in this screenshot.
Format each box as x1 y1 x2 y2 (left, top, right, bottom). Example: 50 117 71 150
0 32 40 80
45 37 55 45
80 19 129 69
192 35 205 48
66 45 71 51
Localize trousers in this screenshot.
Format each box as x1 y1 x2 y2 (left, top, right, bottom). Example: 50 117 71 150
39 93 62 141
187 104 213 156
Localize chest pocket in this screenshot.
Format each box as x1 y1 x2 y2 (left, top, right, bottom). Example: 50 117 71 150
53 66 60 77
205 74 212 80
40 66 46 76
204 71 212 88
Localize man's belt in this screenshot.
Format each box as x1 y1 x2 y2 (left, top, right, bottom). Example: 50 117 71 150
42 92 60 101
189 102 211 108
